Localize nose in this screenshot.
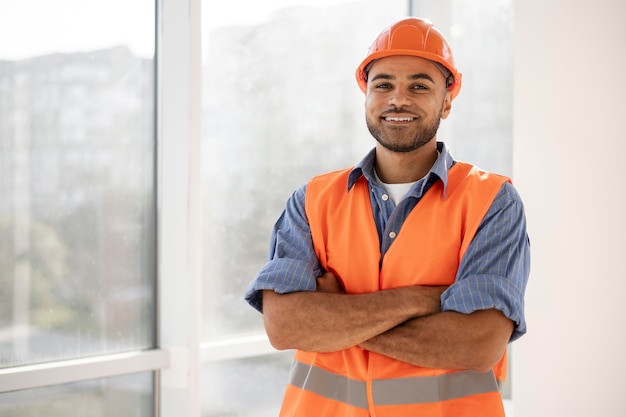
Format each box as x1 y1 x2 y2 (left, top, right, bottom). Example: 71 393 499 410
388 88 411 107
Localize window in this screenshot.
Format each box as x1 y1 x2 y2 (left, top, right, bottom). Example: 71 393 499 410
0 0 160 414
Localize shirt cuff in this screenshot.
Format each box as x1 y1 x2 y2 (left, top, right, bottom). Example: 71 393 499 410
243 258 318 313
441 274 527 341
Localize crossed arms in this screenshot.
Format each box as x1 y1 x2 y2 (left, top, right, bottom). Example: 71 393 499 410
262 272 513 372
256 182 528 372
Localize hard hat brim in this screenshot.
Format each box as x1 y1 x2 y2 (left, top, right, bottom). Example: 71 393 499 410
355 50 462 99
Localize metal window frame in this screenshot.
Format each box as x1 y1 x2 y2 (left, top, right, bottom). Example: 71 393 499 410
0 350 169 393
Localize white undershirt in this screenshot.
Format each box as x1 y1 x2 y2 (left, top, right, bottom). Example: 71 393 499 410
373 170 417 205
373 151 440 205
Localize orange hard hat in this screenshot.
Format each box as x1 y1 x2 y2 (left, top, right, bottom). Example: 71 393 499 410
355 17 462 99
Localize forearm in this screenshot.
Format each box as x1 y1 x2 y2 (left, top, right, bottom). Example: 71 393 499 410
359 309 513 372
262 285 443 352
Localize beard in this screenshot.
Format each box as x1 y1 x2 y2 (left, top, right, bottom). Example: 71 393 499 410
366 110 442 153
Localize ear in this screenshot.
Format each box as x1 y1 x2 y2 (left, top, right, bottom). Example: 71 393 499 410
440 91 453 120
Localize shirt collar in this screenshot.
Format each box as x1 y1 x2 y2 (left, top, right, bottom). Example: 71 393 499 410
347 142 455 199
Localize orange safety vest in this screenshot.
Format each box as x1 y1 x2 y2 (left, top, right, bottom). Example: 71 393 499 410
279 162 511 417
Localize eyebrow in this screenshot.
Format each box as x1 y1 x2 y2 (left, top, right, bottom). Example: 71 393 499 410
369 73 436 83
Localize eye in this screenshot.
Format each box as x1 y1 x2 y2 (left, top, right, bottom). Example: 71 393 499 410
411 84 429 91
374 82 393 89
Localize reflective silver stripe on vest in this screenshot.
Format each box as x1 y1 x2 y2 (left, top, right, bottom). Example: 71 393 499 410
372 369 502 405
288 360 501 407
288 360 369 409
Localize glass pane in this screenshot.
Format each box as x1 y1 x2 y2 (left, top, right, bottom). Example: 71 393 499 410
201 0 408 339
445 0 514 176
0 372 153 417
0 1 156 367
202 352 293 417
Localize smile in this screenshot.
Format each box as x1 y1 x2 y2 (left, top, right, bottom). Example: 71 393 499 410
384 116 415 122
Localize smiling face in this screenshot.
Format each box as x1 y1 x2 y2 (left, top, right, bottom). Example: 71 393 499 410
364 55 452 153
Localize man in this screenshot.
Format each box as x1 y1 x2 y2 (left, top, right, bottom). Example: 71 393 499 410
244 16 530 417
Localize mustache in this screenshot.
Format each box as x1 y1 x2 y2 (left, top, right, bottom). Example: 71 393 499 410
381 106 418 116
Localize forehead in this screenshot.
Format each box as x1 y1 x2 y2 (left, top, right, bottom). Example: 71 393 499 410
368 55 444 81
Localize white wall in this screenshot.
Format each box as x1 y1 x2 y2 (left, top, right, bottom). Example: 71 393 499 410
513 0 626 415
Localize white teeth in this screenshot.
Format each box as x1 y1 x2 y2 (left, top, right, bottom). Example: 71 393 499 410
385 117 413 122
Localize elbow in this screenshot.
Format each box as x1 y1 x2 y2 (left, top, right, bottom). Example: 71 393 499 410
471 361 497 374
267 337 290 351
263 311 294 350
262 290 297 350
465 345 507 373
264 314 324 352
464 311 513 372
264 323 293 351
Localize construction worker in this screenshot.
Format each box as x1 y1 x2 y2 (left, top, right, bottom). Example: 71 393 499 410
245 16 530 417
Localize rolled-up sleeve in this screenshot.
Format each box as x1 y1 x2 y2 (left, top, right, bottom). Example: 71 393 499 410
244 185 322 313
441 182 531 341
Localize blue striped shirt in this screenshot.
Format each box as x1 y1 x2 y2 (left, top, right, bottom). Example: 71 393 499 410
244 142 530 341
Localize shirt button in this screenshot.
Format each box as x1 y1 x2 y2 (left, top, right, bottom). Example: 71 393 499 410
389 231 397 239
382 194 389 201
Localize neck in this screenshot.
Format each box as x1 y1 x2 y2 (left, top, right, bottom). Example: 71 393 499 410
375 141 438 184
